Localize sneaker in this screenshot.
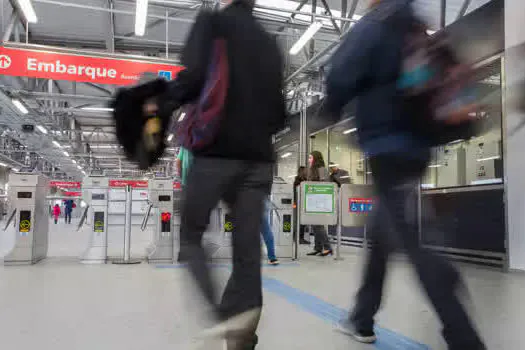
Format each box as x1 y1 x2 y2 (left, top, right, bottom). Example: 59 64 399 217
199 308 261 340
336 319 377 344
268 259 280 265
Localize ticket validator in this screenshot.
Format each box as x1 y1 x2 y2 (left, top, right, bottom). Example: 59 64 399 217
3 173 49 265
145 178 174 263
79 176 109 264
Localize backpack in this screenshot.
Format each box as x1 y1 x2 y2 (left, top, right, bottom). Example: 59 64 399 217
398 23 481 145
176 39 229 151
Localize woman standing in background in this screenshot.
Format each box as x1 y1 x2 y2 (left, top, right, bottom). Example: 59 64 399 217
306 151 333 256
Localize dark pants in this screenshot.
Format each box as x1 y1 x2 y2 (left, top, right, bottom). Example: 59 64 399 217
65 211 72 224
351 154 484 349
179 156 272 323
313 225 331 252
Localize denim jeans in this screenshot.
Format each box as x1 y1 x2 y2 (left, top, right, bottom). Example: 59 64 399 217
261 200 277 261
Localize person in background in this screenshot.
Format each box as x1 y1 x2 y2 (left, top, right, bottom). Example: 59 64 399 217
329 162 351 186
53 204 61 225
293 166 309 244
325 0 485 348
261 199 279 265
153 0 287 348
306 151 333 257
64 199 74 224
176 146 193 187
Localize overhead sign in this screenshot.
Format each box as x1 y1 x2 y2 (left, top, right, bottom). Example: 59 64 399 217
109 180 148 188
49 181 82 188
0 46 183 86
64 191 82 197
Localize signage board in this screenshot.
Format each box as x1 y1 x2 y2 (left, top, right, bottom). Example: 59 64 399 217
340 184 375 227
349 198 374 213
0 46 183 86
49 181 81 188
19 210 31 235
109 180 148 188
304 184 335 214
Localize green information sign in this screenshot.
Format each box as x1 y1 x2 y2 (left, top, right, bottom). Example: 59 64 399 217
304 184 335 214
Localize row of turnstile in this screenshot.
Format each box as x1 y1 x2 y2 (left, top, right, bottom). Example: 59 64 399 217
1 173 295 265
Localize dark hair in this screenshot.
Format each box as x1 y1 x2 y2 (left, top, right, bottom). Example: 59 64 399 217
232 0 255 10
308 151 326 181
297 166 307 180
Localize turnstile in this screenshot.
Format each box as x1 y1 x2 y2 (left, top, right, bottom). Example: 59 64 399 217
269 177 294 258
80 176 109 264
146 178 175 263
3 173 49 265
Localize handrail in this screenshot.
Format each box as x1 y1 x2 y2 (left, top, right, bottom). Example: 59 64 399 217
141 202 154 231
76 205 90 232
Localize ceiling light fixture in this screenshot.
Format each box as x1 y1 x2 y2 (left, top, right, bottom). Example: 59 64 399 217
36 125 48 134
15 0 38 23
167 134 174 142
72 160 77 164
343 128 357 135
178 112 186 122
281 152 292 158
477 155 501 162
80 107 114 112
63 151 70 157
77 165 82 170
0 162 7 167
52 141 61 148
135 0 149 36
290 21 323 55
12 99 29 114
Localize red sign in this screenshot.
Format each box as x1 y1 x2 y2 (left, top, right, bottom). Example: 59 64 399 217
49 181 82 189
64 191 82 197
173 182 181 189
0 46 183 85
109 180 148 188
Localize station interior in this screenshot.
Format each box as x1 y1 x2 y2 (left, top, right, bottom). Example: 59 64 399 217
0 0 524 349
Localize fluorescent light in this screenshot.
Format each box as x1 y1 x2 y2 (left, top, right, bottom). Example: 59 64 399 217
80 107 114 112
82 171 86 175
52 141 61 148
12 99 28 114
178 112 186 122
135 0 149 36
343 128 357 135
281 152 292 158
421 183 436 189
428 164 442 168
477 156 501 162
63 151 69 156
16 0 38 23
290 21 323 55
12 168 19 172
72 160 77 164
470 178 503 185
36 125 48 134
339 175 350 179
167 134 174 142
77 165 82 170
0 162 7 167
329 163 339 167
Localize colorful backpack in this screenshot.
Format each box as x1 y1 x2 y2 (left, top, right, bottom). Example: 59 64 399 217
176 39 229 151
398 24 481 145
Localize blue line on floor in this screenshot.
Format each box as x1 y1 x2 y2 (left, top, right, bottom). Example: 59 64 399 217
155 263 430 349
262 277 431 350
155 262 300 269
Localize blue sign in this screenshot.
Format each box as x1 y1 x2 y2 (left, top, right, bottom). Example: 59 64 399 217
158 70 173 80
349 198 373 213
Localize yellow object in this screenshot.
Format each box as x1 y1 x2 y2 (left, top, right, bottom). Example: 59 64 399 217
143 117 162 150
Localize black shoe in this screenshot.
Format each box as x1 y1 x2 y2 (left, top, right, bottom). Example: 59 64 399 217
268 259 280 265
319 249 333 257
226 333 258 350
306 250 322 256
299 238 310 245
335 319 376 344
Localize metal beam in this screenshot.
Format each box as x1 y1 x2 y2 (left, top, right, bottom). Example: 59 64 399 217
344 0 359 31
15 91 112 102
276 0 309 32
2 12 18 42
310 0 318 58
106 0 116 52
456 0 472 20
320 0 342 35
440 0 447 29
85 82 113 96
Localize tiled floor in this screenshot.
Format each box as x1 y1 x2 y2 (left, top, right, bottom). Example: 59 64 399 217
0 222 521 349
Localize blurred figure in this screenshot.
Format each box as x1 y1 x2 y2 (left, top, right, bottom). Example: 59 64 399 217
158 0 286 348
329 162 351 187
306 151 333 257
325 0 485 349
261 199 279 265
176 146 193 187
293 166 309 244
64 199 74 224
53 204 61 225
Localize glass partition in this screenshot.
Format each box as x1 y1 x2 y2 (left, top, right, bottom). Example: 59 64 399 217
328 120 367 184
276 142 299 184
422 58 503 188
309 129 329 161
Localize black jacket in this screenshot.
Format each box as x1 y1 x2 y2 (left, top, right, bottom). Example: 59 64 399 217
326 0 428 159
166 2 287 162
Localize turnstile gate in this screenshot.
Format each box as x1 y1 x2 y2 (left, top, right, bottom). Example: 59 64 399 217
3 173 49 265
